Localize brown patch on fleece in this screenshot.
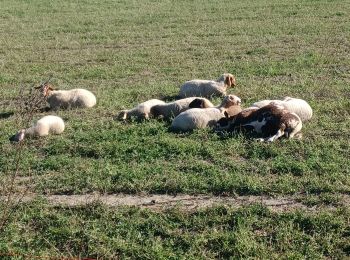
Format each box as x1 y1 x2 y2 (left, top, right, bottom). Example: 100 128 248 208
225 105 242 117
189 98 207 108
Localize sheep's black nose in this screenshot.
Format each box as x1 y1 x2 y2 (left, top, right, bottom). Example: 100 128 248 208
9 135 17 142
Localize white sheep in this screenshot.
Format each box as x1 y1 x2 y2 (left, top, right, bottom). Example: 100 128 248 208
216 104 302 142
10 115 65 142
251 97 312 122
170 95 241 132
179 73 236 98
115 99 166 121
150 97 214 120
36 83 96 110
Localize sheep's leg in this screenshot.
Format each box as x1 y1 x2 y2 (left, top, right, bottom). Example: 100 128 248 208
143 113 150 120
286 121 302 139
293 132 303 140
265 129 285 142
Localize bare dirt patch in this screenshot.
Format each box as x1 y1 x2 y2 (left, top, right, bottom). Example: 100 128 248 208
3 193 348 212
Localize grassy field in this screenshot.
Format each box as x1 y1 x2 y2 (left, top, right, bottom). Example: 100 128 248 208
0 0 349 258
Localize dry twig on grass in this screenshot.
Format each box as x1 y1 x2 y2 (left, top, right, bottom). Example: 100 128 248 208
0 78 52 231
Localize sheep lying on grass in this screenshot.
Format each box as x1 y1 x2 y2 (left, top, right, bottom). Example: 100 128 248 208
10 115 65 142
151 97 214 120
216 104 302 142
251 97 312 122
179 73 236 98
188 97 243 118
216 106 259 131
115 99 166 121
170 95 241 132
36 83 96 110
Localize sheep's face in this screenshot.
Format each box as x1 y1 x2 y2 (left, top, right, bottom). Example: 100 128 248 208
9 129 25 142
223 95 241 108
115 110 128 121
216 116 231 128
43 84 54 97
218 73 236 87
224 74 236 88
35 83 54 97
216 112 236 130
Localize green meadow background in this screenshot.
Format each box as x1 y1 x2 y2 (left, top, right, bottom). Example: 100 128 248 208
0 0 349 258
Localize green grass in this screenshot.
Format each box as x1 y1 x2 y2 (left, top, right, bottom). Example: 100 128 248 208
1 201 349 259
0 0 349 258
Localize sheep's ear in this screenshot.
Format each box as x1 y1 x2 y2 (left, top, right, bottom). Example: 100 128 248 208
224 76 230 86
114 111 127 121
230 76 236 87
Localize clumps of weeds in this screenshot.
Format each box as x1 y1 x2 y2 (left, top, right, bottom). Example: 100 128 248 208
18 78 52 119
0 78 52 231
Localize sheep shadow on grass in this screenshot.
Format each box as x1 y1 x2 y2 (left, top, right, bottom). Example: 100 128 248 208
213 125 262 141
0 111 14 120
158 94 182 102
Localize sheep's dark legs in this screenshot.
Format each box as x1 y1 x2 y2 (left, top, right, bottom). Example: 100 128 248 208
292 132 303 140
257 129 303 142
266 129 285 142
256 129 285 142
286 120 302 139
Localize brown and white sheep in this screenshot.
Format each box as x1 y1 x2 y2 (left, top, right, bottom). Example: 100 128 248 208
216 104 302 142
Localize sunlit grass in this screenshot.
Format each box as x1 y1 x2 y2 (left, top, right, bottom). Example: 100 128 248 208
0 0 349 258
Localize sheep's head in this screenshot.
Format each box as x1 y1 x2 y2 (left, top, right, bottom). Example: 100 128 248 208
115 110 128 121
218 73 236 88
221 95 241 108
216 112 237 130
216 116 231 129
224 74 236 88
9 129 25 142
35 83 54 97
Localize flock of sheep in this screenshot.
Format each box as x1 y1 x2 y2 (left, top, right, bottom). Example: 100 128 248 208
10 73 313 143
